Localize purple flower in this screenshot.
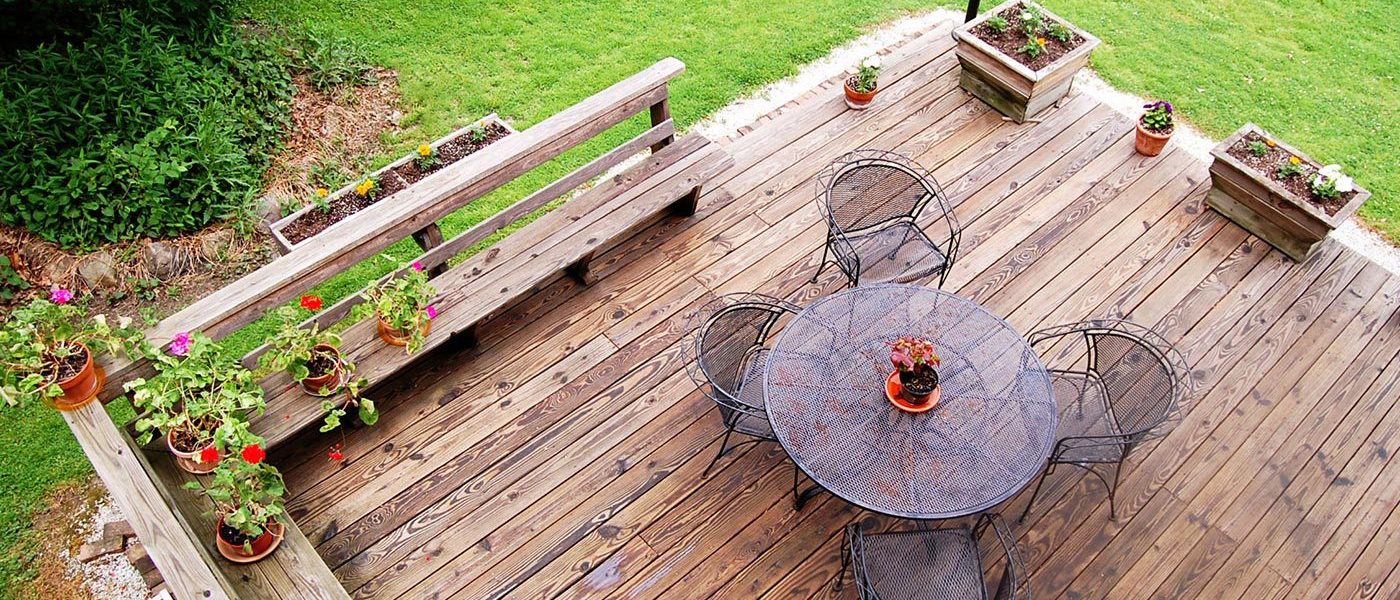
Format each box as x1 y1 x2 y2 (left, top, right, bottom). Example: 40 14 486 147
50 288 73 305
411 261 425 272
1143 100 1172 113
169 332 192 357
425 305 438 319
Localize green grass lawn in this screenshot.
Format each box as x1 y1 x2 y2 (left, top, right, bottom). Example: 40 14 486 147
2 0 1396 595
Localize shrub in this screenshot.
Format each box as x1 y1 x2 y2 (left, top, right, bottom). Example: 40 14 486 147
0 6 294 247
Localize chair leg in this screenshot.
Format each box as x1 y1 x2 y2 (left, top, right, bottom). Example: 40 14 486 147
1108 458 1124 520
704 428 734 478
1018 465 1051 524
792 464 801 510
810 243 830 284
835 527 850 592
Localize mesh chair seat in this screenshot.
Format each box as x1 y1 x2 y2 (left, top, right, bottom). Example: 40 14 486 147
844 223 950 285
728 349 775 439
855 528 987 600
1049 372 1125 464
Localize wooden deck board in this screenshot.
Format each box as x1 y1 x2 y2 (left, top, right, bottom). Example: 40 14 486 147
261 23 1398 599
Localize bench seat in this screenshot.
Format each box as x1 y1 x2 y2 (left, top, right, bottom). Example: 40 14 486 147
249 135 732 448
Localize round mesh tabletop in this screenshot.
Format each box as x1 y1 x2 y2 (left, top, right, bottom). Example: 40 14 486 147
764 283 1056 519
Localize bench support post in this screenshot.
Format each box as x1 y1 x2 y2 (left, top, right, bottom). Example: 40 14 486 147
455 323 480 349
566 251 598 286
411 223 448 277
669 184 704 217
649 94 674 153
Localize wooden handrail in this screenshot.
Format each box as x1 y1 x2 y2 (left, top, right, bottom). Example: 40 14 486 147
95 57 685 401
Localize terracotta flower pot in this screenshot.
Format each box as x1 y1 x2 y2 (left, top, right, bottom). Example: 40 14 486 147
885 371 941 414
299 344 344 395
214 517 284 563
45 342 102 411
167 425 219 475
843 79 878 110
376 314 431 347
1135 120 1172 157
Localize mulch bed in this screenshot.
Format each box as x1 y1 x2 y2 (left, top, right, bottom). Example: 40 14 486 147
280 122 511 245
1224 131 1354 216
971 2 1085 71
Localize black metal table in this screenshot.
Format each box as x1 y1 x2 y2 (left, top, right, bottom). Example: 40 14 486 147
764 283 1056 519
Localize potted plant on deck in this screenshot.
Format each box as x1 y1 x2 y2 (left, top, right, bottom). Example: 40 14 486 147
844 55 882 110
126 333 266 474
192 426 286 563
1136 100 1174 157
0 289 145 410
953 1 1100 122
886 336 942 412
1207 123 1370 261
260 296 349 395
362 262 438 354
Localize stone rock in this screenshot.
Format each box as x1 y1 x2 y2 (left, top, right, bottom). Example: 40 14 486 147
143 242 180 280
76 251 119 290
256 193 285 226
103 520 136 541
199 229 235 260
40 254 77 286
124 541 155 575
389 110 403 126
75 534 123 562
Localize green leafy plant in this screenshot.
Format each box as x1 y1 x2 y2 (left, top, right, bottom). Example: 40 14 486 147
1278 156 1305 178
1247 140 1271 157
125 332 266 447
1047 22 1073 43
0 291 145 407
1018 4 1045 36
361 262 437 354
850 55 881 94
312 187 333 214
985 15 1009 33
466 123 488 143
0 256 28 301
288 31 376 92
190 430 285 551
1310 164 1356 200
1020 36 1048 59
319 376 377 433
415 143 438 170
1141 100 1173 133
352 175 379 199
258 297 343 382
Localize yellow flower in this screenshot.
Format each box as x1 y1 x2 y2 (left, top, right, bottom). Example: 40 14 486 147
1265 138 1277 147
418 144 432 157
1289 156 1301 165
316 187 329 198
1036 37 1046 45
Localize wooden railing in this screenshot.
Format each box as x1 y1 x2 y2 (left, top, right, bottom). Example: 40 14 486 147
62 58 687 599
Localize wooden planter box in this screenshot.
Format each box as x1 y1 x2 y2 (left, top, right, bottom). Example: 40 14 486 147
268 113 517 254
1207 123 1370 262
952 0 1099 123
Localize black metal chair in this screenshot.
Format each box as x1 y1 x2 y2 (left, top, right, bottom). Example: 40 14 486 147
812 149 961 289
1018 319 1193 522
683 292 799 478
838 513 1029 600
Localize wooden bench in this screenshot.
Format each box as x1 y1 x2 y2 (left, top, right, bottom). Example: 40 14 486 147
61 58 726 600
247 133 730 447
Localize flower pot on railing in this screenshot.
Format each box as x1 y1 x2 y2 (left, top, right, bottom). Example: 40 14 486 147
952 0 1100 123
167 421 220 475
299 344 345 396
268 114 517 254
1206 123 1370 262
46 341 102 411
215 517 284 563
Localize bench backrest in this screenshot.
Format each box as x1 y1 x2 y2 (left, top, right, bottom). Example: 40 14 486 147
65 58 688 600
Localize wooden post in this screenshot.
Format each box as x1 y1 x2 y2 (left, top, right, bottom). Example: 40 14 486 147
566 251 598 286
669 185 703 217
411 222 448 277
649 92 674 153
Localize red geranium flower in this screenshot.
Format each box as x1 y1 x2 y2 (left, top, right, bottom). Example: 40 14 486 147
300 294 323 311
327 443 344 462
241 444 266 465
199 447 220 464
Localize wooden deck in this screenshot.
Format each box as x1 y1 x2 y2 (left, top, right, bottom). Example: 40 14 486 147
271 20 1400 599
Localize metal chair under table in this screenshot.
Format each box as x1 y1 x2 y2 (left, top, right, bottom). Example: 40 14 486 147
838 513 1029 600
812 149 961 288
1017 319 1193 522
683 292 799 478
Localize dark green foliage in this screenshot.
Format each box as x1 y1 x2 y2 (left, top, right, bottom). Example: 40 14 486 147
0 3 294 247
0 256 27 301
288 31 376 91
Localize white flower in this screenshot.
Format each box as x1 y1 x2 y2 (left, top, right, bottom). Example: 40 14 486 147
861 56 882 70
117 316 133 329
1336 175 1355 193
1311 174 1326 188
1318 164 1343 179
93 314 107 327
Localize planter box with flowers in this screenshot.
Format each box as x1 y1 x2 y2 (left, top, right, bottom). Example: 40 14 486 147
268 114 517 254
952 0 1099 123
1207 123 1370 262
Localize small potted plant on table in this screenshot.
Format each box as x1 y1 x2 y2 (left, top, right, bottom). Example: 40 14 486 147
0 289 145 410
844 55 882 110
192 428 286 563
1136 100 1174 156
362 262 438 354
953 1 1100 123
1207 123 1370 261
260 295 349 395
126 333 266 474
886 337 942 412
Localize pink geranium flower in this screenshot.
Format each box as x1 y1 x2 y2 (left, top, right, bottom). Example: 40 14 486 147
50 288 73 305
425 305 438 319
169 332 192 357
412 261 425 272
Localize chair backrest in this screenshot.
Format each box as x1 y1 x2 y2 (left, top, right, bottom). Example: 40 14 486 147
683 293 796 411
975 513 1029 600
817 149 957 239
1032 319 1192 444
